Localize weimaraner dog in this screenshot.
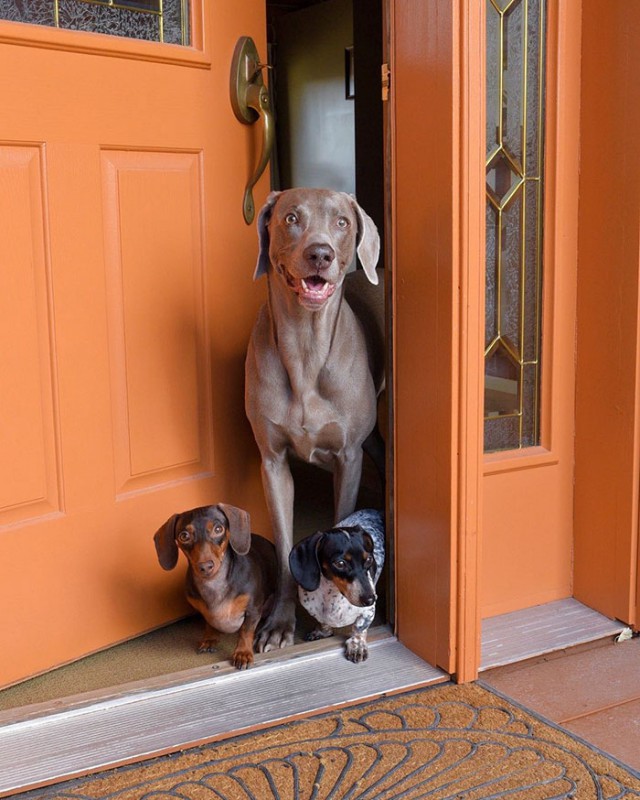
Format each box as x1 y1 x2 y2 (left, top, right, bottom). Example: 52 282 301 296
245 188 384 652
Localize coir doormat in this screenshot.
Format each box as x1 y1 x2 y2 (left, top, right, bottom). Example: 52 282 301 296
21 682 640 799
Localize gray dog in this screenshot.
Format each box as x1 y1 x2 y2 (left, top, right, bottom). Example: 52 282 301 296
245 188 384 652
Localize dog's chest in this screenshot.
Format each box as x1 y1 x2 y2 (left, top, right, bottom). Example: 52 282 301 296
283 383 376 464
299 578 373 629
287 409 346 465
188 588 249 634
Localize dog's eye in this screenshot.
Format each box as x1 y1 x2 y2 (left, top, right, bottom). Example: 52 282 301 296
213 524 225 535
333 559 347 570
285 212 298 225
336 217 349 229
364 555 374 569
177 530 191 544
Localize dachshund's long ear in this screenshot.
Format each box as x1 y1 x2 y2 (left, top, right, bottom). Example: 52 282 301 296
254 191 281 280
153 514 180 570
348 195 380 284
217 504 251 556
360 530 378 575
289 532 324 592
356 528 375 554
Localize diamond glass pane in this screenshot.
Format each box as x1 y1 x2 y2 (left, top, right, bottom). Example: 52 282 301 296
0 0 190 45
485 0 546 453
486 151 522 206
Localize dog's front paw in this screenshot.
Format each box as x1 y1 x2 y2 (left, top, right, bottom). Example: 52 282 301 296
345 634 368 663
197 637 218 653
305 626 333 642
232 647 254 670
255 600 296 653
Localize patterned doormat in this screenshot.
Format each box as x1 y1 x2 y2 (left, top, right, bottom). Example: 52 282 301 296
21 682 640 799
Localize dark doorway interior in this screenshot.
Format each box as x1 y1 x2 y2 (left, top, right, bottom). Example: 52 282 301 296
265 0 384 255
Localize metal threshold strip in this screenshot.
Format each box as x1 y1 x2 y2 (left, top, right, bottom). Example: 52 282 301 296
0 634 446 797
480 598 627 671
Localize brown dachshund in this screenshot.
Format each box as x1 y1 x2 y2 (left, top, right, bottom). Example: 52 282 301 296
153 504 276 670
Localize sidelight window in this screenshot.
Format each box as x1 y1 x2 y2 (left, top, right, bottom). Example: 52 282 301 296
485 0 546 452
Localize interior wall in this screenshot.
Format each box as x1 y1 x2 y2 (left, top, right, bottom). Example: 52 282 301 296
353 0 384 258
273 0 355 192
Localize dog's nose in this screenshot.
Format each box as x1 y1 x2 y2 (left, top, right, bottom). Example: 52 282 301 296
361 593 376 607
197 560 215 576
303 243 335 270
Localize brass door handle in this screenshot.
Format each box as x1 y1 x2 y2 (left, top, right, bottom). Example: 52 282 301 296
230 36 275 224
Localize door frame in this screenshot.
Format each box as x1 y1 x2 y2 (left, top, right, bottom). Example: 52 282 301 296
391 0 484 681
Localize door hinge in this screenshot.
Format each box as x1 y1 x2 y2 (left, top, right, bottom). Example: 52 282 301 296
381 63 391 102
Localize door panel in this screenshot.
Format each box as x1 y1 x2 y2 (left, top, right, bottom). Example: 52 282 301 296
101 149 213 494
0 145 62 526
0 3 269 688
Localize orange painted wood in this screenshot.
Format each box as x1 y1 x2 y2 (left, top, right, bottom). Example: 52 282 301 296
481 2 580 618
392 0 454 673
393 0 474 676
574 3 640 626
454 0 485 683
392 0 485 680
0 2 270 688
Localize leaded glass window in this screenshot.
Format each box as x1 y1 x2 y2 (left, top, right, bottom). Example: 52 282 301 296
0 0 190 46
485 0 546 452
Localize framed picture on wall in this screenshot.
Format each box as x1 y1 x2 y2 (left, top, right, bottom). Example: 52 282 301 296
345 46 355 99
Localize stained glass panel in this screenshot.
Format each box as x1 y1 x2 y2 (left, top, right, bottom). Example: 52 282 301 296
485 0 546 452
0 0 191 45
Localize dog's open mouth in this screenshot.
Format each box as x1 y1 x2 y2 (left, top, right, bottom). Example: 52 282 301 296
285 270 337 307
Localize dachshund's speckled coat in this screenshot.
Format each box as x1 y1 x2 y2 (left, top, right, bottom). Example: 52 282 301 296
290 509 385 662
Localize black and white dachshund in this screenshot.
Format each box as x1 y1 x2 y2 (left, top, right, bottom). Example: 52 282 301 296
289 509 385 663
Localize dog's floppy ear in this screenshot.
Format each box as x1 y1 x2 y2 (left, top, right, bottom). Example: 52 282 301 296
349 196 380 285
153 514 180 571
361 530 378 574
216 503 251 555
254 191 281 281
289 531 324 592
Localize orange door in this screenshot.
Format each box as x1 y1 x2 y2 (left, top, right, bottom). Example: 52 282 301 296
481 1 580 619
0 3 269 688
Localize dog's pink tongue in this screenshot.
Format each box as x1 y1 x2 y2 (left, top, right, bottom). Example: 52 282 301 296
300 277 333 300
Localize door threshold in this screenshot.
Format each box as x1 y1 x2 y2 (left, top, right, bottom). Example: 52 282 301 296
480 597 627 671
0 632 446 797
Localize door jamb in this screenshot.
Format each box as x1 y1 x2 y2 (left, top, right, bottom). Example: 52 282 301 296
390 0 484 681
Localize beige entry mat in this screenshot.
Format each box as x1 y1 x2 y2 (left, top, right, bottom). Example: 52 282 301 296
20 682 640 799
